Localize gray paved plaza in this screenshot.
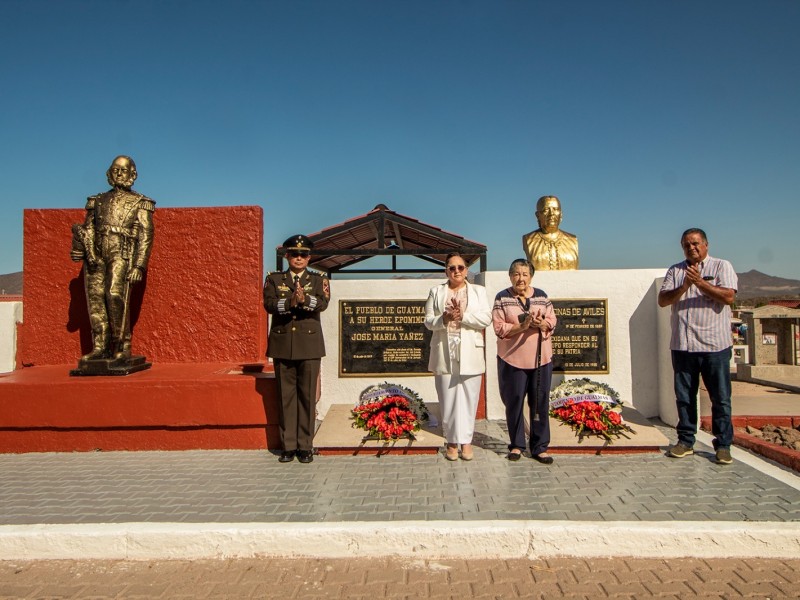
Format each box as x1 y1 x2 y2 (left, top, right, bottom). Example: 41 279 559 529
1 421 799 526
1 420 800 598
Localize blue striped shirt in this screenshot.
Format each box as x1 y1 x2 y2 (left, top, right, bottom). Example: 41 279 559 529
661 255 738 352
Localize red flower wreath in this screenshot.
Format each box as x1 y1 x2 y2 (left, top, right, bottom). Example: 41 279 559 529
351 395 422 441
550 399 633 442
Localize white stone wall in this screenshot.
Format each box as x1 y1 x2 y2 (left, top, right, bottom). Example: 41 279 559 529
319 270 675 422
0 301 23 374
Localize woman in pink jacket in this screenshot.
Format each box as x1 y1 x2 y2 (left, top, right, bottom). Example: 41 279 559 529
492 258 557 463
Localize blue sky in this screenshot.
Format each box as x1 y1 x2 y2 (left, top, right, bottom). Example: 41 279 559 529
2 0 799 279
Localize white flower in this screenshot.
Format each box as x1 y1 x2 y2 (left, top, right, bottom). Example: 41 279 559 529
550 378 621 404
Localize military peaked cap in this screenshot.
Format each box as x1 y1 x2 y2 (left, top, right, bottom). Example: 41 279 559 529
283 234 314 252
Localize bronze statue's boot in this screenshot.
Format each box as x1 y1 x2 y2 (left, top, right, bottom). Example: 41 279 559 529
114 341 132 361
81 347 107 361
81 326 109 361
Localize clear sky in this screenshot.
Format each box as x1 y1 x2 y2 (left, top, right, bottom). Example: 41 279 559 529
1 0 799 279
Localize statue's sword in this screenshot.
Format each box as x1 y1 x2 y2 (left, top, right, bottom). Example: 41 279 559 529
118 223 139 356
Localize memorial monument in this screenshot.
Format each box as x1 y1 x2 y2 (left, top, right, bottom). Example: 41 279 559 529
522 195 579 271
70 155 155 375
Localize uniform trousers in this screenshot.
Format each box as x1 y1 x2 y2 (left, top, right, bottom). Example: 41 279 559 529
434 341 482 445
274 358 320 453
498 357 553 455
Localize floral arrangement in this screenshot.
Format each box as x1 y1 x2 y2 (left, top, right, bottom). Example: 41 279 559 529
351 382 429 441
549 378 634 442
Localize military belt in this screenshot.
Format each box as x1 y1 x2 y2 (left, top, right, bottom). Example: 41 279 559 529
97 225 137 238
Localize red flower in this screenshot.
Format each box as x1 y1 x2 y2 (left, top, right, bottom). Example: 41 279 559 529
549 400 634 443
351 395 421 440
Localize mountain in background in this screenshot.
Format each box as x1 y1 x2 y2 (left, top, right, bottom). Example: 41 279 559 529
1 269 799 301
0 271 22 296
735 270 800 303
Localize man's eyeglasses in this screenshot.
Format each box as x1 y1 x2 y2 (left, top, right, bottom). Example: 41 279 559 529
447 265 466 273
288 251 309 258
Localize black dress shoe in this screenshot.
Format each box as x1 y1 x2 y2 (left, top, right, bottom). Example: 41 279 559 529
531 454 554 465
279 450 296 463
297 450 314 464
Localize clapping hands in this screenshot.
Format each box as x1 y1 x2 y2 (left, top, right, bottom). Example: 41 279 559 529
291 278 305 307
443 296 462 325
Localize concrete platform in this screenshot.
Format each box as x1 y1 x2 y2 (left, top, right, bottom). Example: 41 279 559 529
315 404 444 455
316 402 669 455
548 405 669 453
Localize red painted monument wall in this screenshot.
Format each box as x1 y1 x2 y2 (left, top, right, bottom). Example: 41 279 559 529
1 206 279 452
18 206 266 366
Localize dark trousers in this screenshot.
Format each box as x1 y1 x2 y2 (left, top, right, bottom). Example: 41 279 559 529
672 348 733 450
274 358 320 452
498 357 553 455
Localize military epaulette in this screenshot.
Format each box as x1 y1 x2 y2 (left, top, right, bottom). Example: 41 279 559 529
308 268 327 277
86 194 101 209
136 195 156 211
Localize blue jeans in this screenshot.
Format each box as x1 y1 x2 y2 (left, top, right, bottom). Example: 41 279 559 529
672 348 733 450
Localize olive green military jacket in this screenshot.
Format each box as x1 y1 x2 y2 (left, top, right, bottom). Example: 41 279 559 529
263 269 329 360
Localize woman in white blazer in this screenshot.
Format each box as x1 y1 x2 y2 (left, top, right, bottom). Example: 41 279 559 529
424 252 492 461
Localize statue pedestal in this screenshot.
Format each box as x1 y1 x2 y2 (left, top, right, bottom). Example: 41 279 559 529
6 206 272 453
0 363 280 452
70 355 151 377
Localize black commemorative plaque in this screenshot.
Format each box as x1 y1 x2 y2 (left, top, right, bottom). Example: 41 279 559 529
339 300 432 376
550 299 609 374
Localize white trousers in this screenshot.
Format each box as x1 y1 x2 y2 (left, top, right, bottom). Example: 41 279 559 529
434 348 482 444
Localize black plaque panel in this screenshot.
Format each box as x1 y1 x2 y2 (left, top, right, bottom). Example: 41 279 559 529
339 300 432 376
550 299 609 374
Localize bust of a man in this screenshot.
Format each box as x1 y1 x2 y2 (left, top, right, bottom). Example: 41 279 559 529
522 195 579 270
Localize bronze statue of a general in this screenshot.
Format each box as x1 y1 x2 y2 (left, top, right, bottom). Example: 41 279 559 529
522 195 579 271
70 155 155 375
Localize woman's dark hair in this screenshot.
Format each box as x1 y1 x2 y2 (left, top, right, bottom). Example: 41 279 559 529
508 258 535 276
445 252 466 267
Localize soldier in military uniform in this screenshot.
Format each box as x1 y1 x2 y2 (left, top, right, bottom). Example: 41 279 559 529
263 235 330 463
71 156 155 363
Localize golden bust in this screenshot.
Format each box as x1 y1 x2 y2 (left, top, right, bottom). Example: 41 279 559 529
522 195 579 270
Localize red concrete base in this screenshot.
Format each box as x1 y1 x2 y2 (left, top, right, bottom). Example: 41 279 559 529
701 416 800 473
0 363 280 453
732 430 800 473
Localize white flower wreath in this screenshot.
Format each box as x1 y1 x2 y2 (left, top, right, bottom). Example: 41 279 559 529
549 378 622 410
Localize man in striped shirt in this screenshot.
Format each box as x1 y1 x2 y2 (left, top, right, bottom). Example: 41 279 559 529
658 228 738 465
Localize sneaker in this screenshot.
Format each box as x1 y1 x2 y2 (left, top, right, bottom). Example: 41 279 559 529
667 443 694 458
716 448 733 465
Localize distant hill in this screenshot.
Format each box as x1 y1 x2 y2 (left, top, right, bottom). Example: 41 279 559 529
0 268 798 302
0 271 22 295
735 270 800 302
